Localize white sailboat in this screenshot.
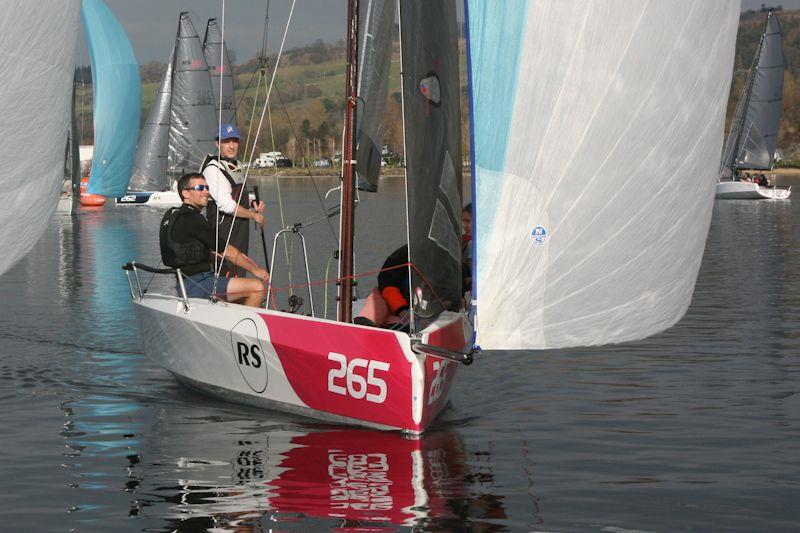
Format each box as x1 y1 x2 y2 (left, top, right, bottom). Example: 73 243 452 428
121 13 234 207
716 9 790 200
0 1 81 275
125 1 740 433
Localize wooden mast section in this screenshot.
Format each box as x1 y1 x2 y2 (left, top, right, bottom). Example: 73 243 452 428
337 0 359 322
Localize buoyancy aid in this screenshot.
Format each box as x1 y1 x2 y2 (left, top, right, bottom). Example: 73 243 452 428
159 206 209 268
201 155 248 223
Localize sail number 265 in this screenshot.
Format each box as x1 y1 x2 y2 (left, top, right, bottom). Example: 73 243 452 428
327 352 390 403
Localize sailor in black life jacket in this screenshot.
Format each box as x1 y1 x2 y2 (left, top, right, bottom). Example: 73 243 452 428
160 172 269 308
201 123 265 277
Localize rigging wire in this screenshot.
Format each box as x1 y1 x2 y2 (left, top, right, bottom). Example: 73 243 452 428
213 0 297 282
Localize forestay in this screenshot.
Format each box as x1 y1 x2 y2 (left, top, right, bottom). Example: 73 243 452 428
129 53 173 191
82 0 141 197
0 1 80 276
169 13 217 175
720 10 784 173
355 0 395 192
399 0 463 324
467 1 739 349
203 18 237 128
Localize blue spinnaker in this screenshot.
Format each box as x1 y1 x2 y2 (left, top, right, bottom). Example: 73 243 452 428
82 0 140 196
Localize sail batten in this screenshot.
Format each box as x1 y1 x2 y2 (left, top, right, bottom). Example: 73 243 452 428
468 0 740 350
82 0 141 197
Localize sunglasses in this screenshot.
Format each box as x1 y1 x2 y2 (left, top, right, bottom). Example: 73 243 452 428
184 184 209 191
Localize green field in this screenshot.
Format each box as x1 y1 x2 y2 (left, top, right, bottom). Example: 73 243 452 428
76 9 800 167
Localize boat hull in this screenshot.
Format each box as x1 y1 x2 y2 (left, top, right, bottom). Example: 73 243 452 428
715 181 791 200
133 294 468 433
115 190 181 206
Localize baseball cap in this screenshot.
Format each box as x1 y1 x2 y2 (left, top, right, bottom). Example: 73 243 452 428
215 123 240 141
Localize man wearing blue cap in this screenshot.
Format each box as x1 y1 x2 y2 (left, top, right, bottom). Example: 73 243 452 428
201 123 265 277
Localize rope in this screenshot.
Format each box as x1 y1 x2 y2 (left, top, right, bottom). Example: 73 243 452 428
213 0 297 281
267 261 450 315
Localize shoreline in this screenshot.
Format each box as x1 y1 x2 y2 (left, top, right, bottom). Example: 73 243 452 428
252 167 800 186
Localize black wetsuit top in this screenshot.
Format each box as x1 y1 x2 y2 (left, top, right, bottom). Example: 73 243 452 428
170 204 215 276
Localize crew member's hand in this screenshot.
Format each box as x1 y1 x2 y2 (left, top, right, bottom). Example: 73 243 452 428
252 212 264 227
253 268 270 283
252 200 265 213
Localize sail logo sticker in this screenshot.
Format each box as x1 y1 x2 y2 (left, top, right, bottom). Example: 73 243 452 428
530 225 548 246
230 318 268 393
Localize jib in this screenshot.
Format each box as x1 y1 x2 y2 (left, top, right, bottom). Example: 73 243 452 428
237 342 262 368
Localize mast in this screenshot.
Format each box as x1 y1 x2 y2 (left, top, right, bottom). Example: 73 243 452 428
337 0 360 322
727 11 771 175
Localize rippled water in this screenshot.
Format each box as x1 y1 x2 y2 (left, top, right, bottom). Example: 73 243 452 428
0 180 797 532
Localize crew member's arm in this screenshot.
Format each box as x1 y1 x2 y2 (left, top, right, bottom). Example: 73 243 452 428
216 245 269 282
203 164 265 225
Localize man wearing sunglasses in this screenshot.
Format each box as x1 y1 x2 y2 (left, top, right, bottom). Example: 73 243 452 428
160 173 269 307
201 123 265 277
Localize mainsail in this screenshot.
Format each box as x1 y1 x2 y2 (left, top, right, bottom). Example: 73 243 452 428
399 0 463 321
203 18 237 127
467 1 739 349
129 53 173 191
169 12 217 175
0 1 81 276
355 0 396 192
720 10 784 174
81 0 141 197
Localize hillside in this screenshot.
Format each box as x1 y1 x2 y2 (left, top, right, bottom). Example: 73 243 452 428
76 8 800 167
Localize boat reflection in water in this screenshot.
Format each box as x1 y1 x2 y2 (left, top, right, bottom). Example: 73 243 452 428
142 422 507 531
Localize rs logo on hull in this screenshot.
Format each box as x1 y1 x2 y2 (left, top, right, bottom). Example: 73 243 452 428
230 318 268 393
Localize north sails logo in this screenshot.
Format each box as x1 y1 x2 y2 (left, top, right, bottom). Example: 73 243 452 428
530 225 548 246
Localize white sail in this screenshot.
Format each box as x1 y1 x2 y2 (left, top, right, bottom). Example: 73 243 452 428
0 1 81 276
467 1 740 349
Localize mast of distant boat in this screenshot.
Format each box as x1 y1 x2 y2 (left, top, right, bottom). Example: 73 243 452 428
727 11 772 175
337 0 360 323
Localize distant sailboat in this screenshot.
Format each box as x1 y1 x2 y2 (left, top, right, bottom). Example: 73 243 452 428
124 1 739 432
0 1 81 275
121 12 223 207
716 10 790 200
203 18 237 127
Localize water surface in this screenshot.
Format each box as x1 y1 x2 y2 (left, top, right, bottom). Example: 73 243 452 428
0 181 797 531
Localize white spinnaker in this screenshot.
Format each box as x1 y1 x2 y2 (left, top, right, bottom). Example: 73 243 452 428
474 1 739 349
0 1 80 276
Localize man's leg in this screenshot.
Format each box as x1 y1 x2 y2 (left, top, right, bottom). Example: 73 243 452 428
226 277 265 307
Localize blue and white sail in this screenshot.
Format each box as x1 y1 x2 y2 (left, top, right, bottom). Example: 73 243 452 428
0 1 81 276
466 1 740 349
82 0 141 196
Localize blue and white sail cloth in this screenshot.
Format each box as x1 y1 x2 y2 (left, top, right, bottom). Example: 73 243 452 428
466 1 740 349
82 0 141 196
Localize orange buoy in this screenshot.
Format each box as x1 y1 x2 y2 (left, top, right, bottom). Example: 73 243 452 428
79 177 106 207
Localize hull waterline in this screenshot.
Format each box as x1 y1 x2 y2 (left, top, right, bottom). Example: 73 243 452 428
715 181 791 199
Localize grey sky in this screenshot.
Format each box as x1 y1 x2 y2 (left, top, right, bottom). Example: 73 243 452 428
98 1 800 65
